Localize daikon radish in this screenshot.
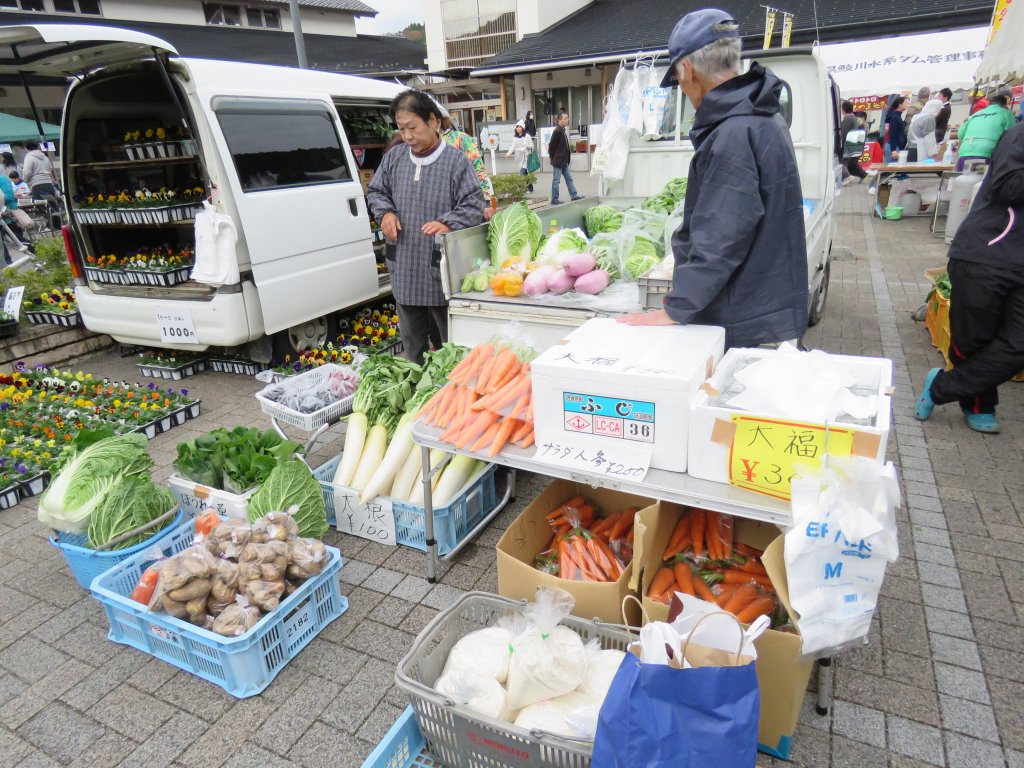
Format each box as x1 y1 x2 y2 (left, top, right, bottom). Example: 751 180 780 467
360 415 413 503
334 412 367 487
434 455 481 507
350 424 387 491
411 449 447 506
391 442 424 501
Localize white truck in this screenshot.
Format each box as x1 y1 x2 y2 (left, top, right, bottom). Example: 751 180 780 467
440 47 840 349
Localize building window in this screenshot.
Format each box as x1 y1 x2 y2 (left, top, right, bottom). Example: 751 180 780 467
204 3 242 26
0 0 47 11
441 0 518 69
246 7 280 28
214 99 351 192
52 0 102 13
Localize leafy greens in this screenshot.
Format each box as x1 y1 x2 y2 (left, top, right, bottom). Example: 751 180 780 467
247 460 327 539
87 476 176 550
173 427 302 494
487 201 542 267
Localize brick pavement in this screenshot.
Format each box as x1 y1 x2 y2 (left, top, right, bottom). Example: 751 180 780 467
0 181 1021 767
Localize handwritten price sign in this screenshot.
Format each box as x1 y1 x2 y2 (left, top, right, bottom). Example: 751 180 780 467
533 434 651 481
727 415 854 500
332 488 396 546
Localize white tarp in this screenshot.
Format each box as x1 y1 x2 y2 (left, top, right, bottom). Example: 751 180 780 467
976 0 1023 83
820 27 989 97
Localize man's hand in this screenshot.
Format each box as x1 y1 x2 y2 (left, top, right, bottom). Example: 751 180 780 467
380 212 401 240
422 220 452 236
483 206 495 221
617 309 677 326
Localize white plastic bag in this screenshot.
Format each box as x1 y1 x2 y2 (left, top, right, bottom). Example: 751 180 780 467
434 669 510 721
506 588 586 710
514 691 596 738
442 625 513 684
785 457 900 657
576 639 626 701
640 65 671 140
191 201 240 287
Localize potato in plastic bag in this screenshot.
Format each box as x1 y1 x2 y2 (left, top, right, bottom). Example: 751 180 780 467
251 511 299 544
287 537 328 582
148 545 219 612
240 578 285 613
238 541 289 583
207 559 240 617
208 518 252 560
212 596 262 637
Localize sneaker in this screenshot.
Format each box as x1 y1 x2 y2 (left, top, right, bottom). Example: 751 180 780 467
570 195 586 201
550 199 563 205
964 412 1000 433
914 368 942 420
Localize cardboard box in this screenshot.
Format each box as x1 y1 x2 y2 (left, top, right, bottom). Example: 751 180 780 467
358 169 374 195
687 347 893 500
496 479 655 624
530 319 725 473
631 502 814 760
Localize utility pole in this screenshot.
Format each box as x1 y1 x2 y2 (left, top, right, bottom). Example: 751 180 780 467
289 0 308 69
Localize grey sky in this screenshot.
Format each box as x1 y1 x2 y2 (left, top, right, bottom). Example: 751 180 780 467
355 0 425 35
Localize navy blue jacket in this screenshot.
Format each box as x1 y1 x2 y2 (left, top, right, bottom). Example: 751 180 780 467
886 110 907 151
665 63 808 348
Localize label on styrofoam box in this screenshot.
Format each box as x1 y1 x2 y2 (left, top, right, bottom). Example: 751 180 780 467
563 392 656 443
331 486 396 546
168 475 253 520
533 431 652 481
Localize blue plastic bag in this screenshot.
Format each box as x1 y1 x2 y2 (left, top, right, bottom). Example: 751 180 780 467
591 651 760 768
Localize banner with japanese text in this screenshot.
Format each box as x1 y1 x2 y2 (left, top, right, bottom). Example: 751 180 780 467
781 13 793 48
763 8 777 49
988 0 1014 43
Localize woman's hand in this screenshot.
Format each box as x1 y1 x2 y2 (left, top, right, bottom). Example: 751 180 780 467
381 212 402 240
617 309 677 326
422 220 452 236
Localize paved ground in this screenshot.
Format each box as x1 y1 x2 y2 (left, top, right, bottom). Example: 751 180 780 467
0 179 1021 768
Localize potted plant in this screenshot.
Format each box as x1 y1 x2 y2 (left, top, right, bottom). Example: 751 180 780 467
24 289 80 327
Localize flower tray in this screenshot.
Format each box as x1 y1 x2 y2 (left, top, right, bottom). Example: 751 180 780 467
136 360 207 381
0 484 19 510
17 471 50 500
74 209 120 225
209 359 268 376
25 311 81 327
0 319 19 339
126 266 193 286
117 204 199 226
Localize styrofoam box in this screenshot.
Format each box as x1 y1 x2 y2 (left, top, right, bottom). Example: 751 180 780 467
530 319 726 472
687 347 893 485
168 474 255 520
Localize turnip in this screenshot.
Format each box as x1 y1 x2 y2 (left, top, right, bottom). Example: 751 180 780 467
563 252 597 278
524 265 557 297
547 268 576 294
573 269 611 295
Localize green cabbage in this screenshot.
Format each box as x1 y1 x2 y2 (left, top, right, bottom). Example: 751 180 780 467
38 433 153 534
583 205 624 236
247 460 327 539
662 177 688 201
590 233 623 280
487 201 542 267
87 476 175 550
539 228 588 264
641 193 677 216
626 236 661 280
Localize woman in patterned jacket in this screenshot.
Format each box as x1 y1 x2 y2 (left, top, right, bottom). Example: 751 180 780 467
368 90 485 364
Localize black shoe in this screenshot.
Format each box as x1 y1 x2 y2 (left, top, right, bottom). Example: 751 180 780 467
571 195 586 201
550 199 563 205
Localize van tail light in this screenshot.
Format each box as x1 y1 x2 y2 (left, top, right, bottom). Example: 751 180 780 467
63 225 84 281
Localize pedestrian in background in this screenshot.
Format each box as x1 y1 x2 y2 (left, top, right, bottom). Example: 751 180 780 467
915 121 1024 433
956 87 1016 170
523 110 537 138
367 89 485 365
840 100 868 184
935 87 953 142
21 140 57 200
904 86 931 129
885 96 908 161
505 121 534 193
970 89 990 115
548 111 584 205
908 99 943 161
440 115 495 220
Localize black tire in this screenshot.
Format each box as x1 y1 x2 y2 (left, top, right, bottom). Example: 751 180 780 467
808 257 830 327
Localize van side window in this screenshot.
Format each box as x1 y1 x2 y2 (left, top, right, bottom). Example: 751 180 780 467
214 99 351 192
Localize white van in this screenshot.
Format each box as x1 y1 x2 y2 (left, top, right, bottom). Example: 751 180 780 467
0 24 404 354
440 47 841 349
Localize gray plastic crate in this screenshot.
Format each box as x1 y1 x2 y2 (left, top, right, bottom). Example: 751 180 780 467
637 268 672 310
395 591 632 768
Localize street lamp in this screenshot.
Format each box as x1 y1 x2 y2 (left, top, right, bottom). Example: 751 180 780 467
289 0 308 69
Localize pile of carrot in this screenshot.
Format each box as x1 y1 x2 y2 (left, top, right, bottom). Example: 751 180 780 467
647 508 779 625
533 496 635 583
416 342 534 457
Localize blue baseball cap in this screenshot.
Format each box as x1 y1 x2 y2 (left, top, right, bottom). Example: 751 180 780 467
660 9 740 88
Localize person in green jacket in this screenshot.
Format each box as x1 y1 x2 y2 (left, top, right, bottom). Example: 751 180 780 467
956 88 1016 170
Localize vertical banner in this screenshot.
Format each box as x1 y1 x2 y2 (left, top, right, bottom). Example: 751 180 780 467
763 8 777 49
988 0 1013 43
781 12 794 48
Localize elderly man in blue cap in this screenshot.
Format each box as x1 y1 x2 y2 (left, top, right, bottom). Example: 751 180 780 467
619 9 808 349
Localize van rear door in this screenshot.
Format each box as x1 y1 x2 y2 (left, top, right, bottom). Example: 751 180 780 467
0 24 177 76
205 96 377 335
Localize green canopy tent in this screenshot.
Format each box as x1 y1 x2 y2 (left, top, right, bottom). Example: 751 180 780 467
0 112 59 144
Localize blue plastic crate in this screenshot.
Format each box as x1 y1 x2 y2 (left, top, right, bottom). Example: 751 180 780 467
90 516 347 698
361 706 438 768
315 456 497 555
50 509 185 589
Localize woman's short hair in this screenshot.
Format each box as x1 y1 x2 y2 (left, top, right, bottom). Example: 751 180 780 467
389 89 442 124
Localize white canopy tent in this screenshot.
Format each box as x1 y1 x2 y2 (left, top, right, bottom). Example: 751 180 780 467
820 27 989 98
976 0 1023 83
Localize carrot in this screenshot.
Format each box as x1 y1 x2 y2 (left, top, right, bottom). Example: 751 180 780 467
626 528 634 543
487 375 531 413
738 558 768 576
588 538 616 580
608 508 636 541
487 417 517 458
723 583 759 615
417 388 444 421
546 497 586 520
486 349 520 394
507 392 531 421
572 536 605 580
673 561 695 595
479 347 510 394
439 408 474 443
734 542 763 558
517 428 535 448
475 350 498 394
735 595 777 624
650 591 670 605
511 419 533 444
666 513 692 551
455 410 499 450
425 385 453 426
470 421 501 453
450 343 490 385
648 566 676 597
558 539 576 581
663 534 691 561
591 537 623 580
692 572 717 603
690 508 706 558
720 568 774 590
714 586 736 607
591 511 619 537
